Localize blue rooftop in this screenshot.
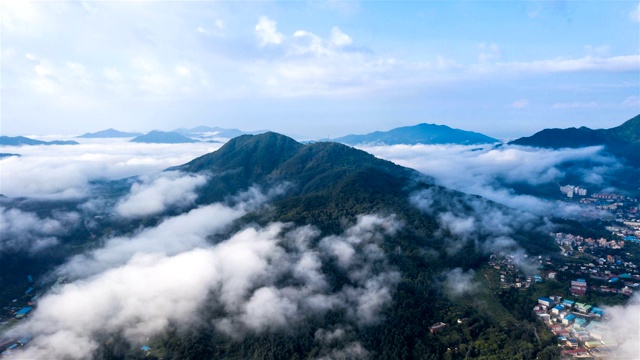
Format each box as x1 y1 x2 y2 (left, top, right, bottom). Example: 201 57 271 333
16 307 33 315
141 346 151 351
565 314 576 321
576 278 586 283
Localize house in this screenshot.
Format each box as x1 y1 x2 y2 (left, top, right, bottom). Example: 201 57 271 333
429 322 447 334
562 314 576 326
14 307 33 319
538 297 554 307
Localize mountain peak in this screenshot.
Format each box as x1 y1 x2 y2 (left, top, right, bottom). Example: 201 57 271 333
334 123 498 145
130 130 198 144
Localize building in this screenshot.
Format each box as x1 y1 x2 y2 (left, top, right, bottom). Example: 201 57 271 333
571 279 587 296
538 297 554 308
429 322 447 334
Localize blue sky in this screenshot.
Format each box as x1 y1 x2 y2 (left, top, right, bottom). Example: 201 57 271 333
1 1 639 139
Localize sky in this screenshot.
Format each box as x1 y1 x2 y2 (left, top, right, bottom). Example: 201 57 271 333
1 0 639 139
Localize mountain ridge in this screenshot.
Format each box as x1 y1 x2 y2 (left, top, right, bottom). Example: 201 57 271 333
130 130 199 144
510 114 640 166
334 123 499 146
77 128 142 138
0 136 79 146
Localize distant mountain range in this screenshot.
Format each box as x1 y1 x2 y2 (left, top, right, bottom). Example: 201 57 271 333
77 129 142 138
0 136 78 146
0 153 21 158
334 123 499 146
130 130 199 144
511 114 640 166
173 126 268 140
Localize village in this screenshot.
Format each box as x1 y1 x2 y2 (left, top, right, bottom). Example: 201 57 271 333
533 295 613 358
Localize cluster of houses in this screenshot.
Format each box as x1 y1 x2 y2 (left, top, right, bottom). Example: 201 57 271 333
488 254 544 289
0 337 30 358
533 296 613 358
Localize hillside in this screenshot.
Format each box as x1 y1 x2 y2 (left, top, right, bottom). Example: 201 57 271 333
0 136 78 146
77 128 142 138
511 114 640 166
130 130 199 144
334 123 499 146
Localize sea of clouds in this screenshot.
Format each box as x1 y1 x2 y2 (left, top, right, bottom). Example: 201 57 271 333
1 138 637 358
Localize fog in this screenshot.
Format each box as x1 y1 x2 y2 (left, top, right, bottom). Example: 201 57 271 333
362 143 619 217
0 139 218 199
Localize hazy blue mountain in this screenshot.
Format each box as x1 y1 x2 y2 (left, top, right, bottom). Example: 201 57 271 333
0 136 79 146
0 153 21 158
130 130 199 144
333 123 499 146
511 114 640 166
76 128 142 138
173 126 268 139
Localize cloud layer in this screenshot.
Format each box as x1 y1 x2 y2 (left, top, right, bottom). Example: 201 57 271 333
0 207 80 254
364 143 618 217
9 204 401 359
0 139 218 199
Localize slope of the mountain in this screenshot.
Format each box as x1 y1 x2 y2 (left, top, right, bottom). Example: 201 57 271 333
511 115 640 168
77 128 142 138
334 123 499 145
130 130 198 144
0 136 79 146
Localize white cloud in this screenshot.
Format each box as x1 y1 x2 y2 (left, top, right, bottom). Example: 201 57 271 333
331 27 352 47
114 171 207 218
478 42 501 62
9 213 401 358
510 99 529 109
0 207 80 254
255 16 283 47
630 3 640 22
490 55 640 74
0 139 219 199
602 293 640 359
361 143 619 217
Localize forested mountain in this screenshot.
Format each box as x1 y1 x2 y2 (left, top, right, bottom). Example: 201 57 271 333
511 114 640 166
333 123 498 146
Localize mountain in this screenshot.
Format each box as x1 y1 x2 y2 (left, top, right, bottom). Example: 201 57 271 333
333 123 499 146
76 128 142 138
511 114 640 166
0 153 21 158
0 136 79 146
173 126 268 140
130 130 199 144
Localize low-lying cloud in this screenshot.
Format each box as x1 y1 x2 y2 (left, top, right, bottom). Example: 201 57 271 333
0 207 80 254
114 171 208 218
411 187 543 274
601 293 640 359
362 143 619 217
9 206 401 359
0 139 218 199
